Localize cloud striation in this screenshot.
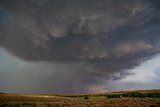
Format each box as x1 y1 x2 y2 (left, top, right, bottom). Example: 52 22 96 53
0 0 160 93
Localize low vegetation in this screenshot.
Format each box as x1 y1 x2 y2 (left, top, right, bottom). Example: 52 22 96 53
106 91 160 98
0 90 160 107
106 94 121 98
83 95 89 100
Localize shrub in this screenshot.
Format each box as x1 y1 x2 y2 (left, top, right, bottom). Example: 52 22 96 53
84 95 89 100
122 92 146 98
122 92 160 98
146 92 160 98
106 94 121 98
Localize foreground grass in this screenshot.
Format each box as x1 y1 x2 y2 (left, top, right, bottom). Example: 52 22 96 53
0 90 160 107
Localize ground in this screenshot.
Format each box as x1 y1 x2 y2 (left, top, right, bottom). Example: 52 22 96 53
0 90 160 107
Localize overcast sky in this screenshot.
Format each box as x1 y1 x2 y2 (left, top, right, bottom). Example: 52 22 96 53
0 0 160 94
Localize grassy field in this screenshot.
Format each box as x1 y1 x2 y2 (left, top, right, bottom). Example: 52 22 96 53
0 90 160 107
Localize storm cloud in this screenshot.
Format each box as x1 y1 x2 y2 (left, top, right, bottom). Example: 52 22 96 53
0 0 160 93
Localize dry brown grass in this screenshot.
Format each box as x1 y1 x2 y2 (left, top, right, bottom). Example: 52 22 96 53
0 90 160 107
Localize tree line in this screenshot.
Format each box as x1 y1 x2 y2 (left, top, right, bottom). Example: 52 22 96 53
82 92 160 100
106 92 160 98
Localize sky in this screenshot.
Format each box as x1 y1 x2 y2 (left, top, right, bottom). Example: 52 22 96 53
0 0 160 94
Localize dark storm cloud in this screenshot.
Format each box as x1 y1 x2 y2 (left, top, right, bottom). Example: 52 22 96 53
0 0 160 92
